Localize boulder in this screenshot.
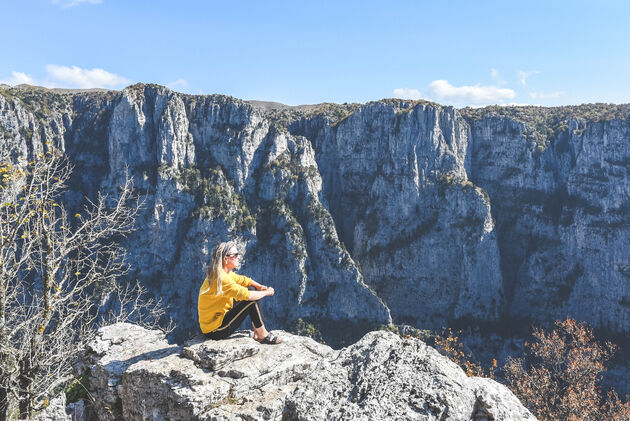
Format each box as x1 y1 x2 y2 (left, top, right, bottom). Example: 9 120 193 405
77 323 535 420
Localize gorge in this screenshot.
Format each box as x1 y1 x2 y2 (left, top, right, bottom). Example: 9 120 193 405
1 83 629 348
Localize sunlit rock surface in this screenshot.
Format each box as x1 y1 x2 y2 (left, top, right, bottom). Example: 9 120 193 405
75 323 535 421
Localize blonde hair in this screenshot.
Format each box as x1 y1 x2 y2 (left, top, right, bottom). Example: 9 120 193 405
206 241 236 296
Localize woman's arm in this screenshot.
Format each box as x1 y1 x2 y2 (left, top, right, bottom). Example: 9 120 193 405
249 287 274 301
250 279 268 291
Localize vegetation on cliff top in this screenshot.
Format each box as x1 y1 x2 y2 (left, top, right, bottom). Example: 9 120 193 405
256 101 361 127
1 85 117 113
461 103 630 151
0 86 72 122
255 97 447 128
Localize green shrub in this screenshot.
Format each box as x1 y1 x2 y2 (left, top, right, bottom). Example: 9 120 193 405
289 318 325 343
65 375 89 404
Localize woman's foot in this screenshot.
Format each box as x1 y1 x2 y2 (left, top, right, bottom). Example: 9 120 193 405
253 325 269 342
252 325 282 344
257 334 283 345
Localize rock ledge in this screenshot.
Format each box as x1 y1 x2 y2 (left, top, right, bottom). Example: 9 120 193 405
71 323 535 420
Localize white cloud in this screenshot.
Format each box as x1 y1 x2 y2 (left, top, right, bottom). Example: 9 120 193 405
393 88 423 100
2 65 130 90
427 80 516 105
0 71 35 86
52 0 102 8
528 90 565 99
490 68 506 85
167 78 188 90
518 70 540 86
45 65 130 88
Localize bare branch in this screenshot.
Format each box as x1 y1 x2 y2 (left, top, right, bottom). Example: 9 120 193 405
0 149 169 419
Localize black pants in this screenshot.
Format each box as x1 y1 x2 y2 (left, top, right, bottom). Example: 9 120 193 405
205 300 264 340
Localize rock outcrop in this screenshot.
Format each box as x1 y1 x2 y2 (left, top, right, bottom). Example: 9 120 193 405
75 323 535 420
1 84 630 341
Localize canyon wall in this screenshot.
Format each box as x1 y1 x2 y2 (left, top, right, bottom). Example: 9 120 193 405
1 84 628 340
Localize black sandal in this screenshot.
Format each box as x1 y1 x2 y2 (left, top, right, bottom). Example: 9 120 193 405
258 334 282 345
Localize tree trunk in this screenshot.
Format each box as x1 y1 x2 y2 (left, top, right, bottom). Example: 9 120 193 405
18 357 32 420
0 284 7 421
0 386 8 421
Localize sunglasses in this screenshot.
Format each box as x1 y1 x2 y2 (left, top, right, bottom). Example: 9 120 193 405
225 253 241 259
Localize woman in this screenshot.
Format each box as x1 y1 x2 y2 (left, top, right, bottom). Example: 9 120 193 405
198 241 282 344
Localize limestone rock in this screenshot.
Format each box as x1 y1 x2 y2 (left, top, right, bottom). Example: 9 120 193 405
32 393 85 421
285 331 535 421
291 100 503 327
465 111 630 331
82 323 181 421
76 323 535 421
33 394 70 421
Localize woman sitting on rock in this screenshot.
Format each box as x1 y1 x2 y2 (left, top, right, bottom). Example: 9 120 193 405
198 241 282 344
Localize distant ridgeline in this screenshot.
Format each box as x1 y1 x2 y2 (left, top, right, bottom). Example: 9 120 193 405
2 83 630 343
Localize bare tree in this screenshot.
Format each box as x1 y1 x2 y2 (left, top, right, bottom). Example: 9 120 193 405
100 279 174 334
0 147 168 420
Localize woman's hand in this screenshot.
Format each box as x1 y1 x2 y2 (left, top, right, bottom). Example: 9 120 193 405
248 286 274 301
252 281 268 291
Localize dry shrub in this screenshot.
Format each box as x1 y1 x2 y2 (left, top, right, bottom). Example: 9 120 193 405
504 317 630 421
429 328 496 378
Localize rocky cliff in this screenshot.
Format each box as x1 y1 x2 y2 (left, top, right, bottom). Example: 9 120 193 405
1 84 629 342
464 105 630 331
47 322 533 420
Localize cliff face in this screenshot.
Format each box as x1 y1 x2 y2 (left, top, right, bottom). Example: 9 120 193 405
466 109 630 331
1 84 629 340
0 85 392 342
290 102 502 327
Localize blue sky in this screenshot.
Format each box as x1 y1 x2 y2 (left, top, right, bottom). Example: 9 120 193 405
2 0 629 107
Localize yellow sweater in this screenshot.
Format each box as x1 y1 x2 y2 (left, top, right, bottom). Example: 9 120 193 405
198 271 253 334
